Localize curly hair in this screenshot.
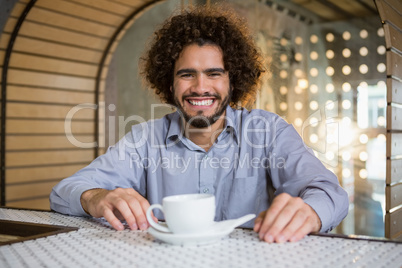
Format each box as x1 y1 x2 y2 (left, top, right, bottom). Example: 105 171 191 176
140 4 265 108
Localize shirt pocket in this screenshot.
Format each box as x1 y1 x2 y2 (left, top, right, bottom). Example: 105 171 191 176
223 176 263 226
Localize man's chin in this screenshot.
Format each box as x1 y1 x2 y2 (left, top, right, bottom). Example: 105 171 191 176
187 117 215 128
184 113 214 127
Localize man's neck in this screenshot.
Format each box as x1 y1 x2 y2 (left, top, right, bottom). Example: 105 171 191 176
183 113 226 152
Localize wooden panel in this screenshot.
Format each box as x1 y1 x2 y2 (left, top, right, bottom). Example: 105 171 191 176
6 149 94 167
8 1 28 32
0 33 10 49
387 158 402 185
10 2 27 17
7 86 95 104
27 7 116 38
376 0 402 30
7 119 94 134
98 147 106 155
298 1 344 20
0 49 5 66
386 183 402 210
7 103 95 120
9 53 98 77
328 0 372 17
360 0 377 10
69 0 131 15
3 17 18 33
7 69 95 91
385 206 402 240
17 21 108 50
387 78 402 104
6 181 57 201
0 50 5 70
387 132 402 157
387 50 402 81
35 0 124 26
6 198 50 210
383 23 402 54
387 105 402 131
7 135 95 150
385 0 402 12
6 164 87 184
12 36 102 63
112 0 144 7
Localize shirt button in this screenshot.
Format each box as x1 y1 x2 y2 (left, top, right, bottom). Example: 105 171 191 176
203 155 208 160
203 188 209 193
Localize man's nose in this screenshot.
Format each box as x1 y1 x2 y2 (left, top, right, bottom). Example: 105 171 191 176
191 75 209 94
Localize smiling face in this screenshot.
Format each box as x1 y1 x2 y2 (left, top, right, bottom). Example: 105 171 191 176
172 44 231 128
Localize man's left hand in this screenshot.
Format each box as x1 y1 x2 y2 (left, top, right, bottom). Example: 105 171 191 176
253 193 321 243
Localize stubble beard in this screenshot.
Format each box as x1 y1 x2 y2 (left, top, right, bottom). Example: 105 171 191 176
173 90 231 128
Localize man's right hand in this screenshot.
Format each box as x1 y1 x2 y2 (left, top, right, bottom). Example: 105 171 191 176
80 188 157 231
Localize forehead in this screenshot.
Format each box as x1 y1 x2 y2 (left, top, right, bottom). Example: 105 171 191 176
174 44 224 70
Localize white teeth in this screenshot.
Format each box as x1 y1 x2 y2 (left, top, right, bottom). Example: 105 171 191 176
189 99 213 106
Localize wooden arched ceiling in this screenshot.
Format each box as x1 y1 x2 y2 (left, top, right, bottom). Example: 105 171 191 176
0 0 163 209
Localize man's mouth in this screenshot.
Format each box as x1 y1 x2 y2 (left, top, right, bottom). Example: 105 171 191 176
187 99 214 106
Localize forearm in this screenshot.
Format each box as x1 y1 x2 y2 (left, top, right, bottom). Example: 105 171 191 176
50 176 100 216
80 188 105 216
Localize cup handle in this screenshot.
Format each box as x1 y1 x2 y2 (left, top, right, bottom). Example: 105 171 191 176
146 204 171 233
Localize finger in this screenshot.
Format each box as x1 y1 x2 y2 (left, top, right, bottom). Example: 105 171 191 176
113 198 139 230
289 220 313 242
275 210 307 243
149 210 158 224
258 195 290 241
264 198 305 243
127 197 149 230
136 196 156 226
103 207 125 231
253 211 266 232
289 208 321 242
131 192 159 227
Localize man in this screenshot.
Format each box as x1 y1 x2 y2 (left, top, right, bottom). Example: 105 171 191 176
50 6 348 243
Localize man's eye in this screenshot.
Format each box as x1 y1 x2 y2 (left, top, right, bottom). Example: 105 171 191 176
209 72 221 77
180 73 193 78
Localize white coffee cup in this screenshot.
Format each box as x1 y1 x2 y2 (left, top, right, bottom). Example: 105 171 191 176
146 194 215 234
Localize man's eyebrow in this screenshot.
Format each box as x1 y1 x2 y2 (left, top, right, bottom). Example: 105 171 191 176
205 68 226 73
176 69 196 75
176 68 226 75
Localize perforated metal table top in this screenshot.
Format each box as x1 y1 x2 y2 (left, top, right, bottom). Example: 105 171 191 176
0 208 401 268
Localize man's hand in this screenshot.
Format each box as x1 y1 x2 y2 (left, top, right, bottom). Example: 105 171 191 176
253 193 321 243
80 188 157 231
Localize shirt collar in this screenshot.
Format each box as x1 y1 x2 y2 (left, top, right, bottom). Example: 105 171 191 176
166 111 183 143
165 106 240 145
224 106 240 145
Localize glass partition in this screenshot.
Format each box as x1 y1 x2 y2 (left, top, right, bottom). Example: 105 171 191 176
239 0 386 237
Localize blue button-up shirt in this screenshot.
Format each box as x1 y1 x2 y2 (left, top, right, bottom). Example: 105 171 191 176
50 106 348 232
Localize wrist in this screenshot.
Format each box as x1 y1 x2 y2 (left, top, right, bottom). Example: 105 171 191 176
80 188 102 215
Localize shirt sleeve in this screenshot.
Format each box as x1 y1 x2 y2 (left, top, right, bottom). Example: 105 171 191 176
49 125 148 216
267 119 349 232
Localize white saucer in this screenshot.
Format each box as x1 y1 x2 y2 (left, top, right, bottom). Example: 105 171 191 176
147 214 255 246
148 225 232 246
